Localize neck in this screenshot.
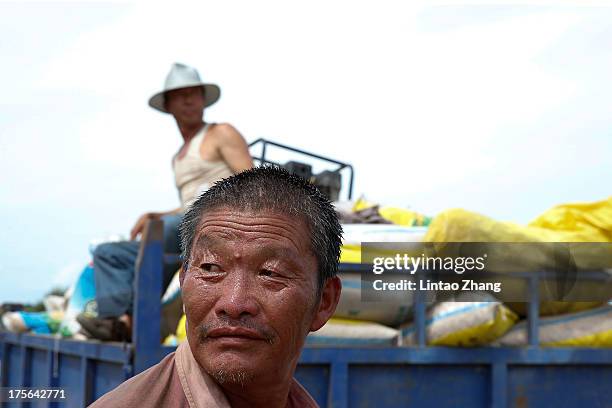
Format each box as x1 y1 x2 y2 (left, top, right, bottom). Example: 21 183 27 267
176 120 205 143
222 379 293 408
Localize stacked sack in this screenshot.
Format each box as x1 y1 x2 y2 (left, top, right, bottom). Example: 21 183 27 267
311 199 516 347
310 196 612 348
169 197 612 348
425 197 612 317
420 196 612 347
311 198 430 344
496 304 612 347
306 272 409 346
399 293 518 346
306 318 399 346
309 291 519 347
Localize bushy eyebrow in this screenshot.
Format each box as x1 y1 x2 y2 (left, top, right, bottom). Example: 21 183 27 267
190 234 304 270
191 234 228 255
256 246 300 263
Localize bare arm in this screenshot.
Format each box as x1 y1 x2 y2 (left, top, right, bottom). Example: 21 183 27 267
130 207 182 240
215 123 253 174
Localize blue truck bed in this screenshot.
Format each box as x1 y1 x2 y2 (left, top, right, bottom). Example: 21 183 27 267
2 220 611 407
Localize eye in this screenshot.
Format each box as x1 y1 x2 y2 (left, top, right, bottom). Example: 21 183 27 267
200 263 222 273
260 268 278 278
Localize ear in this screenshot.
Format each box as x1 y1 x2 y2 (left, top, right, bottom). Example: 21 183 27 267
179 265 186 287
309 276 342 332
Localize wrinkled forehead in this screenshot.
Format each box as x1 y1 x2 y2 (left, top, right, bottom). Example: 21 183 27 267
191 207 314 258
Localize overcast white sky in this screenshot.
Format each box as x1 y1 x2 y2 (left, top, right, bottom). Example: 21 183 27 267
1 1 611 303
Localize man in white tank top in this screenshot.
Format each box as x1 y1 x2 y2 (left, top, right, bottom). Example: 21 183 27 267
82 64 253 340
132 63 253 233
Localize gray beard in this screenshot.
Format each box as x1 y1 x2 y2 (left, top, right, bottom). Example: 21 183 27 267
211 368 254 387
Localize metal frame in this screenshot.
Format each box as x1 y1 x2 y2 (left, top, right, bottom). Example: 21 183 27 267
296 346 612 408
2 221 611 407
0 333 132 407
248 138 355 200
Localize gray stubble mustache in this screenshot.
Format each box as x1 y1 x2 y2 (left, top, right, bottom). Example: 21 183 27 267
198 317 276 345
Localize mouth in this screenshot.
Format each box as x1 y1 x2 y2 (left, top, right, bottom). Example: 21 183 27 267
206 327 267 341
183 107 199 116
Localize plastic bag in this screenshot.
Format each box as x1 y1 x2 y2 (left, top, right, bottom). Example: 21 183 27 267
59 263 98 337
334 273 414 326
496 305 612 347
399 293 518 347
424 197 612 315
307 317 398 346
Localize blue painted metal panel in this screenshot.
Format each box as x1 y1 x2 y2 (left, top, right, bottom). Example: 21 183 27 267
6 329 612 407
6 344 23 388
29 350 52 408
56 354 83 408
132 220 164 374
507 365 612 408
0 341 5 385
91 361 126 401
19 345 31 392
299 346 612 365
48 352 62 408
29 348 48 387
491 363 508 408
2 238 612 407
294 364 330 407
78 357 92 407
349 364 489 407
2 333 132 364
329 363 349 408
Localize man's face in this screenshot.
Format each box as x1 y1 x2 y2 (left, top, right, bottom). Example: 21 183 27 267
181 207 336 386
164 86 205 126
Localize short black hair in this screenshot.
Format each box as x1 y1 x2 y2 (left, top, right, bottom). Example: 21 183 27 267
179 166 343 294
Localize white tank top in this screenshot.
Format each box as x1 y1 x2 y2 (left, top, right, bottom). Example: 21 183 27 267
173 124 234 209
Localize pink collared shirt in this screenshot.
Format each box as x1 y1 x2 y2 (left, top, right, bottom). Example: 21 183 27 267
89 341 319 408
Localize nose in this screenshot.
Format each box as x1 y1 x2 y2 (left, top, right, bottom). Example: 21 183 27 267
182 92 194 105
214 272 260 320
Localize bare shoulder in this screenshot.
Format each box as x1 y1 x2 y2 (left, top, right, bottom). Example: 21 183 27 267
209 122 246 145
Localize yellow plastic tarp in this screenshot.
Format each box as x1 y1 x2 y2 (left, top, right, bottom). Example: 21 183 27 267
425 196 612 243
424 197 612 316
353 197 432 227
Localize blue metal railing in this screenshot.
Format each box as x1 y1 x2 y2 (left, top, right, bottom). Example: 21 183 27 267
2 220 612 408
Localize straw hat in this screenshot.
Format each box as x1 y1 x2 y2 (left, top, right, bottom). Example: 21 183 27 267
148 63 221 113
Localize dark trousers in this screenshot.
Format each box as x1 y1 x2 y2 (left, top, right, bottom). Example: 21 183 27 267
93 214 182 318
